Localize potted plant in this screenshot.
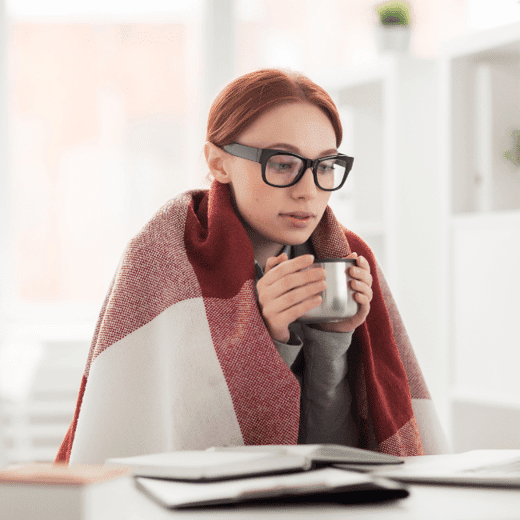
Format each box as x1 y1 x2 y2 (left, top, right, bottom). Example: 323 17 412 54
375 1 412 54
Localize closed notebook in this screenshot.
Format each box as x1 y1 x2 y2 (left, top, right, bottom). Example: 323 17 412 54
0 463 130 520
135 467 409 509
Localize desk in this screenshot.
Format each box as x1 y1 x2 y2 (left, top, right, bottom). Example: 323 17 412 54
119 478 520 519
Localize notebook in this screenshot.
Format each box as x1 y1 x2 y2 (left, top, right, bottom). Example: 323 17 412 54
135 467 409 508
364 449 520 488
107 450 310 481
109 445 408 508
107 444 403 482
208 444 404 466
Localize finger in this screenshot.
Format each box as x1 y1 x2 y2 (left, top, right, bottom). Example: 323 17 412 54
349 265 373 288
264 253 289 275
349 260 372 286
270 278 327 314
350 279 373 301
260 270 327 316
269 292 324 326
269 266 326 300
261 281 324 335
353 291 372 309
355 255 371 273
262 254 316 285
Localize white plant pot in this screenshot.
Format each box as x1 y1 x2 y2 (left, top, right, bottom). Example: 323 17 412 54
375 25 411 54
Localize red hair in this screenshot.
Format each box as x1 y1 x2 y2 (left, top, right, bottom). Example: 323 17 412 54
206 69 342 148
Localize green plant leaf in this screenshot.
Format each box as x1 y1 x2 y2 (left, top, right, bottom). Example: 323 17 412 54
376 1 411 26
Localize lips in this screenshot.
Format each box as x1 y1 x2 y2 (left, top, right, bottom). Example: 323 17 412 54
281 211 316 220
280 211 317 228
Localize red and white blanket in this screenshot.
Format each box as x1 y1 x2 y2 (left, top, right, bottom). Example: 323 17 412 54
57 181 448 464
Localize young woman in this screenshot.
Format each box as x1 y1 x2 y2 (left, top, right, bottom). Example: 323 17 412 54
57 69 448 464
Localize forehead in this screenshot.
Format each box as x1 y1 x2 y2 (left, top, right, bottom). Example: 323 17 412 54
238 102 337 153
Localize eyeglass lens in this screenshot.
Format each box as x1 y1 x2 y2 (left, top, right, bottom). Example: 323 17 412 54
265 154 348 189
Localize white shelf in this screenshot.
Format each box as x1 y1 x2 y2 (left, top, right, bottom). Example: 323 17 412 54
450 208 520 224
443 20 520 59
441 23 520 215
452 387 520 411
325 56 439 284
440 23 520 451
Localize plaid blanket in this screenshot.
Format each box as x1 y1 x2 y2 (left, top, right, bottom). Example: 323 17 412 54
57 181 448 464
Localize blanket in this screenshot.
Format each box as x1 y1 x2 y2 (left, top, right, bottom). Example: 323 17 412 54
56 181 448 464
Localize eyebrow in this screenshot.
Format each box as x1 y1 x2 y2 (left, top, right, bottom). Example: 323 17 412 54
267 142 338 157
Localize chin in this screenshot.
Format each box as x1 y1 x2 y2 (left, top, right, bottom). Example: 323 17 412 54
279 232 314 246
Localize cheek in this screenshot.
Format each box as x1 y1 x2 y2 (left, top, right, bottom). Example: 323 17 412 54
233 165 258 195
320 192 332 210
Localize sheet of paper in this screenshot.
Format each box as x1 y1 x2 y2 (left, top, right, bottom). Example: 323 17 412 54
371 450 520 487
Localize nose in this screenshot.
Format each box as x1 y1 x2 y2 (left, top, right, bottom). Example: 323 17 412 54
291 167 317 199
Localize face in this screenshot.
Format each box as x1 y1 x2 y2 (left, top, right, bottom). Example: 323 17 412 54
207 102 337 262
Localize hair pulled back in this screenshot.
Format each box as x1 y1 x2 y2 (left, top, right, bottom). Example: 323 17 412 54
206 69 342 148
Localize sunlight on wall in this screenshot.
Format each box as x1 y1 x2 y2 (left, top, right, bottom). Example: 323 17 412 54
5 0 203 20
465 0 520 31
8 23 197 303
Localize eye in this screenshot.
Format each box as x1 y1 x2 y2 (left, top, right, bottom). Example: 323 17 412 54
273 160 296 172
267 155 302 174
317 160 335 174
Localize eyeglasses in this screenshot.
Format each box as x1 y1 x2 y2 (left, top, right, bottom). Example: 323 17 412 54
222 143 354 191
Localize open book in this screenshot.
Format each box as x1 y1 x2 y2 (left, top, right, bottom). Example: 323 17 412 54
107 444 403 482
107 449 310 481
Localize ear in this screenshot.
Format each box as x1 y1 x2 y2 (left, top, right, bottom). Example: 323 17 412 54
205 142 232 184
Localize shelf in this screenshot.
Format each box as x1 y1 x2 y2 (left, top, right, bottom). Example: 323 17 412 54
452 388 520 411
325 57 439 290
441 23 520 215
450 208 520 224
443 20 520 59
440 23 520 449
323 64 388 272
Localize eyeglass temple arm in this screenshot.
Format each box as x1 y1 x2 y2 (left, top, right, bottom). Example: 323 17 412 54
223 143 262 162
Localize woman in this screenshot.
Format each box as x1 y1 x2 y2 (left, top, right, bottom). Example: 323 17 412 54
57 69 448 464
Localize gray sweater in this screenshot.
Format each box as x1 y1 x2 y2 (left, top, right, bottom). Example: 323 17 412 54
255 248 357 446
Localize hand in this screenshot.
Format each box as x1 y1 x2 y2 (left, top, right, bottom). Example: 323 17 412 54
311 252 373 334
257 254 326 343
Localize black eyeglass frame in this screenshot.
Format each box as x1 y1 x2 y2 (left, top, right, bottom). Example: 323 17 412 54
222 142 354 191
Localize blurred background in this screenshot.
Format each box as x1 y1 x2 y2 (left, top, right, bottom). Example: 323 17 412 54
1 0 520 466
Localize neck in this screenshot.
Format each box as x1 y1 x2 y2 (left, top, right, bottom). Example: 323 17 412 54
226 188 286 270
242 223 285 270
254 241 286 271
